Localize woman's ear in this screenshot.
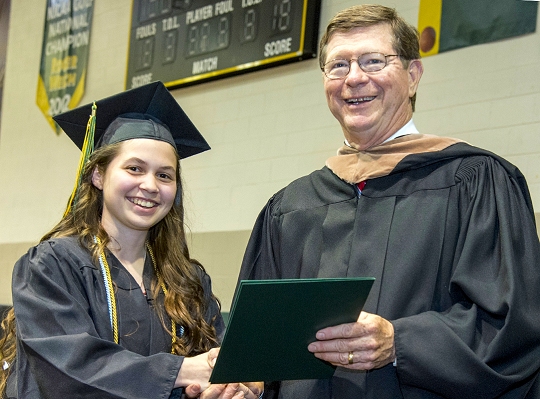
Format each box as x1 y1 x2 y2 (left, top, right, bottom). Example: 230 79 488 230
91 167 104 190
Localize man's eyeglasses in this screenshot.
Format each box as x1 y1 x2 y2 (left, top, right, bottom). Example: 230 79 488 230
322 53 400 79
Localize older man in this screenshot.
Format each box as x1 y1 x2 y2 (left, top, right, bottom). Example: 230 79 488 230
238 4 540 399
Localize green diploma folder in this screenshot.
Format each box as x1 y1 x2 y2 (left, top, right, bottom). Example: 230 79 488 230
210 277 375 383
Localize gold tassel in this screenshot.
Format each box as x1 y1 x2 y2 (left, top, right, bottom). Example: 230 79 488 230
63 102 97 217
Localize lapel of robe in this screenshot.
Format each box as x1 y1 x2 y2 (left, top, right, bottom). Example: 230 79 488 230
316 194 396 315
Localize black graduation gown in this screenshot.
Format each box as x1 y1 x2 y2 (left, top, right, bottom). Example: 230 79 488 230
238 142 540 399
8 236 224 399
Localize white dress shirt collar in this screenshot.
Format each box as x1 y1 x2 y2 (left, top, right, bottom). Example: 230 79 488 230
344 119 419 148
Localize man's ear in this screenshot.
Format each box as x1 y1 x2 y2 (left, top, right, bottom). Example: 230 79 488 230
92 167 104 190
407 59 424 98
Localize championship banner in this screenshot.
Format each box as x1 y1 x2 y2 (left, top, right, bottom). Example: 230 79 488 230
36 0 94 132
418 0 538 57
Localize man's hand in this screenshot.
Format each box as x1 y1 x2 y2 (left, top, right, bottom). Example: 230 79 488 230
185 382 263 399
307 311 395 370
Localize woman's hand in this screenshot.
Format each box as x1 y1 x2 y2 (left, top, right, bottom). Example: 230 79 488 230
176 348 220 391
180 347 263 398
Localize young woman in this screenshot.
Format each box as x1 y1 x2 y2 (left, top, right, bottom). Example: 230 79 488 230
0 82 262 399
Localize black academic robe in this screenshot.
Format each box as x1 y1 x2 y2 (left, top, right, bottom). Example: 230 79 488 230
238 142 540 398
8 236 224 399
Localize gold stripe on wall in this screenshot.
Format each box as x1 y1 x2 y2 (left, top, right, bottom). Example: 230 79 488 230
418 0 443 57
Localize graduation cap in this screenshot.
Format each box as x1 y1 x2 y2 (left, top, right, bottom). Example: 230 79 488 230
53 81 210 216
53 80 210 158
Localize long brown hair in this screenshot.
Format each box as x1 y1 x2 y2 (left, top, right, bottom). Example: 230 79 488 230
0 308 15 395
1 141 219 393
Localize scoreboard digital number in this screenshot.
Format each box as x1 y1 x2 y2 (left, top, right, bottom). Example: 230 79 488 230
126 0 321 89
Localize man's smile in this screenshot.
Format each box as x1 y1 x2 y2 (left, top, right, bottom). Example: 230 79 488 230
345 96 376 105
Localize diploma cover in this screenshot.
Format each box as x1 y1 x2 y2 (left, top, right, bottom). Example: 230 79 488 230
210 277 375 383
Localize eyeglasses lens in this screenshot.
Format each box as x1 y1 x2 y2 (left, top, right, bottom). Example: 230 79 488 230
324 53 388 79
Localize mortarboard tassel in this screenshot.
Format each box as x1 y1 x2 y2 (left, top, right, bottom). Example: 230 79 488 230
63 102 97 217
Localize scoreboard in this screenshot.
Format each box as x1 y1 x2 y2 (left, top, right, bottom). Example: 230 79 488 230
125 0 321 89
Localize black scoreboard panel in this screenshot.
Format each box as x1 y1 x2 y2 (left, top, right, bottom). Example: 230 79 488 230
126 0 322 89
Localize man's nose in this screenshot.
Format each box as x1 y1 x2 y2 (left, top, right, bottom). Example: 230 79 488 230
345 61 370 85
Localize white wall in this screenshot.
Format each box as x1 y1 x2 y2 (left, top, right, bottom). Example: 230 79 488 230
1 0 539 306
